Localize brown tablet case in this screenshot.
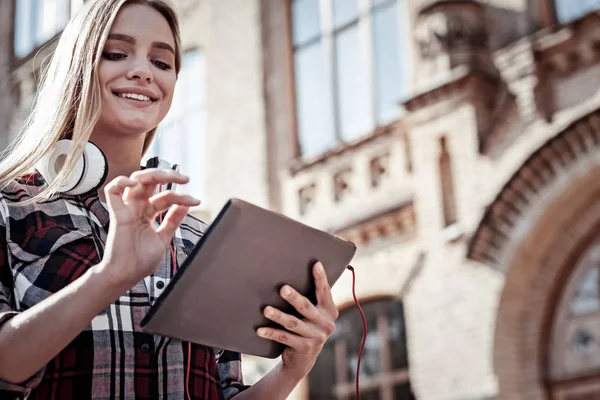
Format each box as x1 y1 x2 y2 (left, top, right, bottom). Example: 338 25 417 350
141 198 356 358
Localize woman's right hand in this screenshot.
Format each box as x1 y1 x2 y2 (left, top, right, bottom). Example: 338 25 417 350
97 169 200 291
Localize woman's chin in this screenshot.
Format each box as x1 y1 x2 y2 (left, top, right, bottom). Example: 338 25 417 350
113 120 157 136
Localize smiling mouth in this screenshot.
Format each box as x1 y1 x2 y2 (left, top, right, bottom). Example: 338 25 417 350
113 92 156 102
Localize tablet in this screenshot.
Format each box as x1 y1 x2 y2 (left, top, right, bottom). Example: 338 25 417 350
140 198 357 358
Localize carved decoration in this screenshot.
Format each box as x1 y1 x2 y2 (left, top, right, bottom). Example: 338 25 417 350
333 167 352 202
337 203 416 246
298 183 316 216
369 153 391 188
415 1 487 60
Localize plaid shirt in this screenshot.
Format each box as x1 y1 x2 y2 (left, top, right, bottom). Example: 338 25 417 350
0 173 249 400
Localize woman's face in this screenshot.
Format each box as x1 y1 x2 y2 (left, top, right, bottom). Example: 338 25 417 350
96 3 177 137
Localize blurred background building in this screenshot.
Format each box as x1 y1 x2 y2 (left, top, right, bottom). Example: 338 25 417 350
2 0 600 399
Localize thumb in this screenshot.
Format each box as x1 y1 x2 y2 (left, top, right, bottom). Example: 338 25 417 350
156 205 190 245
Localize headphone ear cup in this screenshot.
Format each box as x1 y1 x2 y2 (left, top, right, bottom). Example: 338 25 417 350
65 142 108 196
36 139 85 194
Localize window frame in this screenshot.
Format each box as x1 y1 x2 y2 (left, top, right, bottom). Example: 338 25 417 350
286 0 412 160
308 297 413 400
12 0 74 60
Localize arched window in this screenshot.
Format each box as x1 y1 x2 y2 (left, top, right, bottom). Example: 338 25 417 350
308 299 414 400
549 236 600 398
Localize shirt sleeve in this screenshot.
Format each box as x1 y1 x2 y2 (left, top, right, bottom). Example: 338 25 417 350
216 350 251 399
0 218 46 397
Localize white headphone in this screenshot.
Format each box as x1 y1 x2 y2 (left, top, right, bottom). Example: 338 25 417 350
36 139 180 196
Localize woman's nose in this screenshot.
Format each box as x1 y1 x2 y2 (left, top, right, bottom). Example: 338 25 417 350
127 58 153 83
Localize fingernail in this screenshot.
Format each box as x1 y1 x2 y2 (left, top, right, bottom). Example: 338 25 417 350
257 328 267 337
264 307 274 317
282 286 291 296
316 262 324 274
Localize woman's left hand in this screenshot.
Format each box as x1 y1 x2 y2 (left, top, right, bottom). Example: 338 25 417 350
257 261 339 379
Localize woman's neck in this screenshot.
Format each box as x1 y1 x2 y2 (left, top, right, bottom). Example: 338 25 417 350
89 131 147 201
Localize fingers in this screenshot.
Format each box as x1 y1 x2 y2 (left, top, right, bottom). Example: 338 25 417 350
130 168 190 185
256 327 318 353
257 263 340 355
262 306 314 337
149 190 200 215
104 176 137 214
280 285 336 334
313 262 339 320
125 169 191 199
156 205 190 245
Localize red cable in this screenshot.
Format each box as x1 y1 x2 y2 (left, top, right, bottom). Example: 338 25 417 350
347 265 367 400
170 242 192 400
160 211 192 400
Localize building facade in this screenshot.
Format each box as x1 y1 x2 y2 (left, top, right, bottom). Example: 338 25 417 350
3 0 600 399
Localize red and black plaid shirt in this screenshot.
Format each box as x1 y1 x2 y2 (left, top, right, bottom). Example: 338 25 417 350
0 174 249 399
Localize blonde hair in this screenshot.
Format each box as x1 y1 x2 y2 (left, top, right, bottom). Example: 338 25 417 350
0 0 182 201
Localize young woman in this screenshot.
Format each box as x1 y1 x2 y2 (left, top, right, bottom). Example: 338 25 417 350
0 1 339 399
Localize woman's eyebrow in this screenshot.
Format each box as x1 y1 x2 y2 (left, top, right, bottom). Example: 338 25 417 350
107 33 175 55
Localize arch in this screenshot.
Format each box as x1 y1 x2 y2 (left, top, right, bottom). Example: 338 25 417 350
468 109 600 267
465 108 600 398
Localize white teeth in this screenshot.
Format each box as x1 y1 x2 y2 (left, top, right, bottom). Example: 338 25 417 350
117 92 152 102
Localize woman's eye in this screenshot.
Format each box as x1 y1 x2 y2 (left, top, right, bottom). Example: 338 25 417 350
153 60 172 71
102 52 126 60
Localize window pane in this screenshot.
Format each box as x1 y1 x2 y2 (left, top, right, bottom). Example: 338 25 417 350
388 301 409 370
15 0 70 57
309 299 410 398
57 0 71 34
294 42 337 156
37 0 68 45
14 0 34 57
394 383 416 399
570 266 600 316
372 2 404 124
335 26 373 142
154 120 185 171
333 0 359 29
181 111 206 198
348 308 381 380
307 341 336 400
181 51 205 109
291 0 321 46
555 0 600 23
153 51 206 197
